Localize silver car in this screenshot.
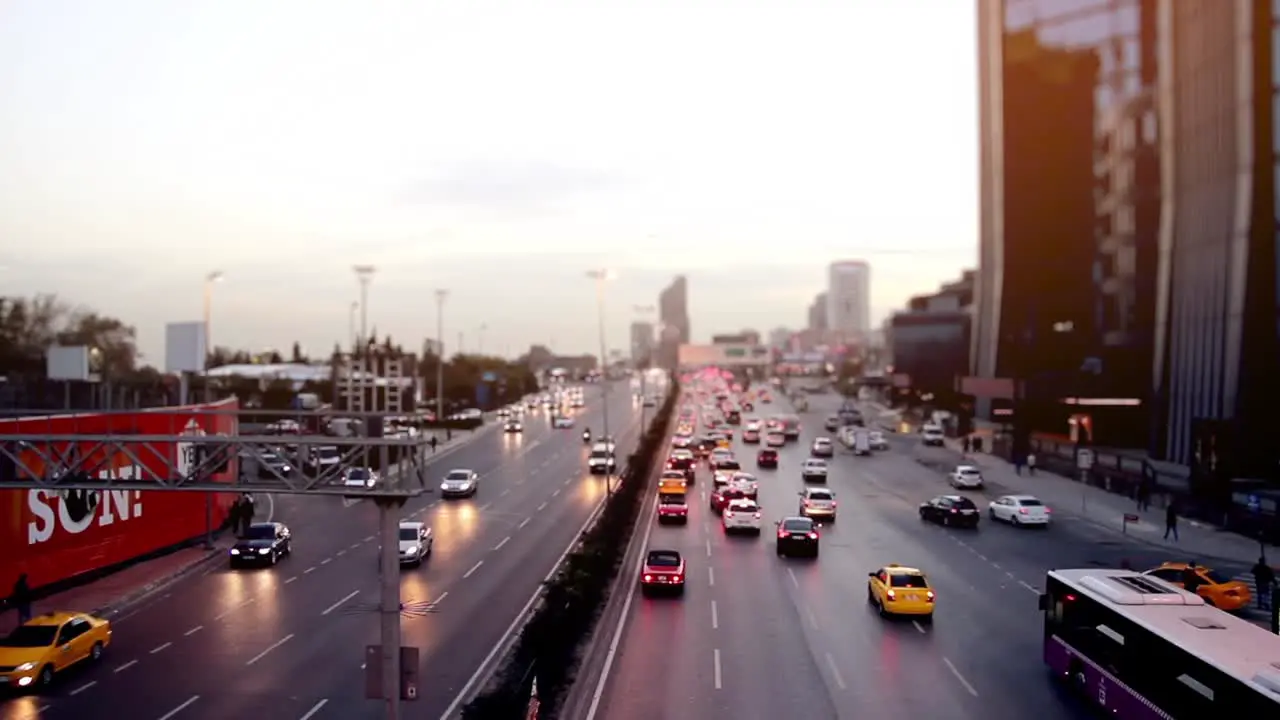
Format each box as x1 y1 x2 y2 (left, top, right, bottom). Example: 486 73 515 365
440 469 479 497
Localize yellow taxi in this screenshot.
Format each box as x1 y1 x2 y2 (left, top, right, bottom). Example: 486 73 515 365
0 611 112 689
1143 562 1252 612
867 565 935 618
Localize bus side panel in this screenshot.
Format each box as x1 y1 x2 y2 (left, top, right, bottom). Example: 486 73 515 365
1046 637 1175 720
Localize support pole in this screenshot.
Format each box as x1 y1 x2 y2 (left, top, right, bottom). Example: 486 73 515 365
377 497 406 719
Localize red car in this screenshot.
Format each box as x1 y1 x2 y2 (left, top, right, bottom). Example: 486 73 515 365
640 549 686 596
742 429 760 444
710 487 748 514
757 449 779 468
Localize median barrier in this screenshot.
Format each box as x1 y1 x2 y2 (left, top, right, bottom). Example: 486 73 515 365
461 383 679 719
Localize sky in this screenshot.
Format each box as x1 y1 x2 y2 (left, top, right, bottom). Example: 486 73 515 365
0 0 978 365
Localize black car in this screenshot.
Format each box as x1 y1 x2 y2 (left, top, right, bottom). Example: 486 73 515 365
695 436 719 457
666 453 696 482
230 522 292 566
756 449 779 468
775 516 820 558
713 458 741 473
726 410 741 425
919 495 981 528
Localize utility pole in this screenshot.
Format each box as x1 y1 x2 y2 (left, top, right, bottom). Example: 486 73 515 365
435 289 448 424
587 269 614 494
353 265 377 350
348 301 358 353
376 497 406 719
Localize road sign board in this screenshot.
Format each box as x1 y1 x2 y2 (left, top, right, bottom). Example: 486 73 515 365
1076 448 1095 470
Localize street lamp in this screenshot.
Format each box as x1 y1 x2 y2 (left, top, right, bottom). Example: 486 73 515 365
347 301 358 353
435 289 448 424
586 269 616 494
203 270 224 364
353 265 376 350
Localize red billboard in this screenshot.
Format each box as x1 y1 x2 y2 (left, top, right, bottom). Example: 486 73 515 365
0 399 239 592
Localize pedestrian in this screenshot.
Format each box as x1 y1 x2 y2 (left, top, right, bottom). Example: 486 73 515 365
9 573 32 625
241 493 256 534
1136 482 1151 512
1027 453 1037 476
962 436 971 454
1253 557 1275 610
1164 502 1179 541
1182 562 1203 595
430 435 439 453
1014 455 1024 476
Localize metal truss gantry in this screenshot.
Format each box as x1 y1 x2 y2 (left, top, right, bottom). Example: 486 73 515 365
0 409 439 497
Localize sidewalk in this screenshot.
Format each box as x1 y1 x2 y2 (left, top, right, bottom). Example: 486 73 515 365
1 536 234 634
937 438 1266 567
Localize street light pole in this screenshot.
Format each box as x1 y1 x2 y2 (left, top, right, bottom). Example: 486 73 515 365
348 301 358 353
200 270 223 550
435 289 448 424
353 265 377 351
587 269 614 494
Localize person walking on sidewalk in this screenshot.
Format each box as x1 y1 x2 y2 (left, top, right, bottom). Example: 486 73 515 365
1253 558 1275 610
8 573 32 625
962 436 971 454
1026 453 1037 476
1164 502 1179 541
1137 475 1153 512
430 435 439 453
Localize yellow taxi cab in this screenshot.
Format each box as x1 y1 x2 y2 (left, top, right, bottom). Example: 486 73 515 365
867 564 935 618
1142 562 1251 611
0 611 112 689
714 435 732 449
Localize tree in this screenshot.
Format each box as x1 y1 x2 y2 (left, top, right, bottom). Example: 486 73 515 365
0 294 139 377
836 357 865 397
290 341 306 363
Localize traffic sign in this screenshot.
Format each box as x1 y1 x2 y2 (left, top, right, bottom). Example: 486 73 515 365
1248 494 1261 514
1076 448 1095 470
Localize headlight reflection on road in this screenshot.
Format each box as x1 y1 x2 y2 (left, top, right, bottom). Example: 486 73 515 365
576 474 606 505
434 501 480 540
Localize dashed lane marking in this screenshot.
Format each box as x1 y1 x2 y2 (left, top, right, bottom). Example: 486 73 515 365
320 558 332 566
537 501 548 511
552 489 561 498
184 625 203 636
150 642 172 654
705 539 712 557
299 699 329 720
824 653 847 690
494 536 511 551
713 648 723 690
363 535 375 542
463 561 484 579
70 681 96 696
501 489 510 497
304 566 316 574
322 590 360 616
787 568 799 589
944 657 979 696
806 607 819 630
711 600 719 629
284 575 297 584
912 620 927 634
349 543 361 550
708 567 715 587
336 549 346 557
214 598 254 620
1019 581 1039 594
518 517 531 529
114 659 138 673
246 634 295 666
480 502 493 511
157 695 200 720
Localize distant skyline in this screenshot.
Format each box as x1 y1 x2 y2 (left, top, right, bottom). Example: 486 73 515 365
0 1 978 363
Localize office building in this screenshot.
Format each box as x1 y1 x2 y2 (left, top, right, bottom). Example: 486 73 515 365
826 261 869 342
629 321 655 367
807 292 828 331
890 272 974 405
1153 0 1278 486
656 275 690 370
973 0 1157 448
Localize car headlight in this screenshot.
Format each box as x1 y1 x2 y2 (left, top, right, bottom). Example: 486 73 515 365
230 548 241 555
258 548 271 555
15 662 35 672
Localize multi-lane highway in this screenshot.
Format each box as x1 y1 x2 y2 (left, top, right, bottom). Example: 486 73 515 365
1 383 646 720
583 392 1198 720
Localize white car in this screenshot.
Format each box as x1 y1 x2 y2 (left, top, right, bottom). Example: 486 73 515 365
801 458 828 482
440 468 479 497
552 415 575 428
798 487 837 520
988 495 1050 526
721 498 762 534
810 437 834 458
949 465 984 489
869 431 888 450
310 445 343 472
727 472 759 499
342 466 379 490
588 443 617 474
398 522 433 566
709 449 734 466
921 424 945 446
744 420 762 432
765 432 786 447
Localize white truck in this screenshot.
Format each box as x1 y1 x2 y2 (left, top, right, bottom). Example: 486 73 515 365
852 429 871 456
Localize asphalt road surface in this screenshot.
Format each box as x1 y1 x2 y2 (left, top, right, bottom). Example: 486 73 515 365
587 392 1215 720
2 382 648 720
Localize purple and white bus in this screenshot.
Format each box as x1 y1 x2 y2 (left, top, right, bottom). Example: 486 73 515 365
1039 568 1280 718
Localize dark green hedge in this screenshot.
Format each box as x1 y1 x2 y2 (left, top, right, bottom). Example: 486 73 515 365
461 382 679 719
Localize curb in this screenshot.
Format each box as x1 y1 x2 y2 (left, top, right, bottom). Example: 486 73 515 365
93 542 230 619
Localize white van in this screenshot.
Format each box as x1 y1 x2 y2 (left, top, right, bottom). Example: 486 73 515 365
921 424 945 447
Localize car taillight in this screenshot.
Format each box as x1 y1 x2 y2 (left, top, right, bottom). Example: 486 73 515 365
926 591 935 602
950 509 958 514
886 589 896 600
643 574 652 582
777 529 787 538
1044 507 1051 513
724 511 734 518
807 532 818 539
831 501 837 507
1019 508 1029 515
674 574 684 582
753 512 762 519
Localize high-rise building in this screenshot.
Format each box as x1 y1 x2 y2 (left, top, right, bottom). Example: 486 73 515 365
807 292 828 331
656 275 690 370
826 261 869 342
1152 0 1278 484
629 321 655 367
973 0 1158 448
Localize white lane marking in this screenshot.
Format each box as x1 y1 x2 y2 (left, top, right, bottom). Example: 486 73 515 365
432 591 449 606
494 536 511 551
157 695 200 720
246 634 295 666
322 590 360 616
537 501 548 511
708 567 715 587
501 489 511 497
713 648 723 689
114 659 139 673
563 478 572 486
350 543 361 550
824 652 847 689
150 642 172 654
912 620 927 634
806 607 819 630
363 535 375 542
463 561 484 579
320 557 332 565
518 517 531 529
944 657 979 696
183 625 203 636
711 600 719 629
285 576 298 584
480 502 493 511
787 568 799 589
1019 580 1039 593
304 566 316 574
336 549 346 557
36 705 50 713
429 501 440 508
990 562 1001 570
705 539 712 557
70 680 97 695
552 489 561 498
299 699 329 720
214 598 254 620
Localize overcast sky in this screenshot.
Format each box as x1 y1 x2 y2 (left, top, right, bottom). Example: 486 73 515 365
0 0 978 364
